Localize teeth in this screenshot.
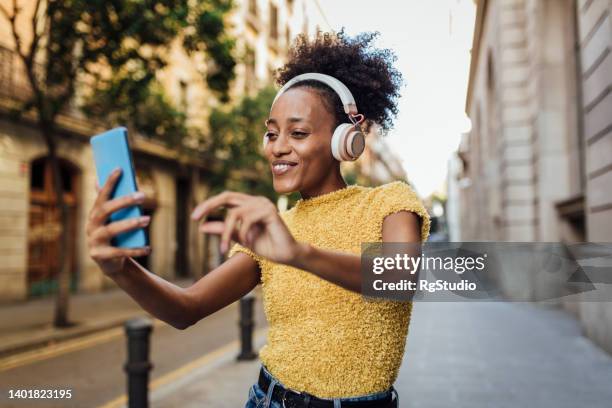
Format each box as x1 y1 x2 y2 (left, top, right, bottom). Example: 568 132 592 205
274 164 291 171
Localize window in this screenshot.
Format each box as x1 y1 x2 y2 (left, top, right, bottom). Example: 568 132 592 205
245 48 256 94
248 0 257 16
269 3 278 40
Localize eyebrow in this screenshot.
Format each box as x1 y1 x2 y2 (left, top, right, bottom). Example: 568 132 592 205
266 117 305 126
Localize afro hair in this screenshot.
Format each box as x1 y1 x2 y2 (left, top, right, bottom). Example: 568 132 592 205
275 29 403 133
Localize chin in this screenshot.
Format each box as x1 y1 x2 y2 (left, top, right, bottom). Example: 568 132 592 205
272 178 300 195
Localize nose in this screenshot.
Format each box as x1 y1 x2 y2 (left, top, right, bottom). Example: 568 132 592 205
271 132 292 156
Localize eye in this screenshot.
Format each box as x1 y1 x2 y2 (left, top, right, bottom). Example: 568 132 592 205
291 131 309 138
265 131 278 139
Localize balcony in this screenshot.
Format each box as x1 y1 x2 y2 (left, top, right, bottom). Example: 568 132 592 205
0 44 95 134
0 45 215 170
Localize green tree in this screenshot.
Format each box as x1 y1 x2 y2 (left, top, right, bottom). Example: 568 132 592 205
85 80 190 148
0 0 236 327
207 86 278 199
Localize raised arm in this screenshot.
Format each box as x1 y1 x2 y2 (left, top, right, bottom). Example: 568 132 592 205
190 189 426 296
111 253 260 330
86 168 260 330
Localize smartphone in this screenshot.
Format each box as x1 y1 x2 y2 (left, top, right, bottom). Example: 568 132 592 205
90 127 148 248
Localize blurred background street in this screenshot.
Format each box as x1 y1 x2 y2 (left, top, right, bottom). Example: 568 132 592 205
1 0 611 407
4 290 612 408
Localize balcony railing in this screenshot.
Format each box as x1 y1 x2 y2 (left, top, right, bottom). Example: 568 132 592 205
0 44 103 134
0 44 35 103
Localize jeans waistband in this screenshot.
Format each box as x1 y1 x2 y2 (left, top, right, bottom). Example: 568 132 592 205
259 364 397 403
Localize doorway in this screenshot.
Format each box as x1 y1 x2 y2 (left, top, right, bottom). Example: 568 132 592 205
27 157 80 297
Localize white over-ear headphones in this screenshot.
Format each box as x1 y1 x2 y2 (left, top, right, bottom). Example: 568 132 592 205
263 72 366 161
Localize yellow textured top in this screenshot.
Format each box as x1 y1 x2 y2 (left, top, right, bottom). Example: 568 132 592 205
228 181 431 398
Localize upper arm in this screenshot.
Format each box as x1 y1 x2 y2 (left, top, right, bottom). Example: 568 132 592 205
371 181 430 243
382 210 422 242
183 252 261 324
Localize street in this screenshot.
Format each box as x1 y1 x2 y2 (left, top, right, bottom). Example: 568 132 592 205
153 301 612 408
1 295 612 407
0 299 267 408
397 301 612 408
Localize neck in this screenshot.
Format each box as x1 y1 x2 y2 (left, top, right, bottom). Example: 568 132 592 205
300 167 347 200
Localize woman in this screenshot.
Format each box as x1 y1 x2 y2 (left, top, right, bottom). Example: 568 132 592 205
87 31 430 408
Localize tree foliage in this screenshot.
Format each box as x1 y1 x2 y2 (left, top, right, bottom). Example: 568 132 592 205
0 0 236 326
74 0 236 143
207 86 278 199
2 0 236 133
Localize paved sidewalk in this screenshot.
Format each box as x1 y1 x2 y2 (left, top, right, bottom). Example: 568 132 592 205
397 302 612 408
149 301 612 408
0 278 193 357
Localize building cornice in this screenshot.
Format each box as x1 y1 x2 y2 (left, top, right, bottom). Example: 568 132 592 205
0 99 212 171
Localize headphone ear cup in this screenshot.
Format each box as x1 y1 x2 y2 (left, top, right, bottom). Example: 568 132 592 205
331 123 365 161
346 130 365 160
331 123 353 161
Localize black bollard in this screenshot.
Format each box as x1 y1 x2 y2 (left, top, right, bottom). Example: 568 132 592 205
237 293 257 360
124 317 154 408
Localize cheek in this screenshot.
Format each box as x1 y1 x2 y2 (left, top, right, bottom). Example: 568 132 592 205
296 139 331 171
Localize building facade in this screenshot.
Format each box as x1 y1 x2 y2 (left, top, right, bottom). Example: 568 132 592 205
0 0 327 302
458 0 612 353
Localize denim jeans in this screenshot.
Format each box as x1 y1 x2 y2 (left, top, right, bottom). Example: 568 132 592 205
245 365 398 408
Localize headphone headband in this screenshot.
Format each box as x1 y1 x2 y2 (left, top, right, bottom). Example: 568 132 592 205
272 73 358 115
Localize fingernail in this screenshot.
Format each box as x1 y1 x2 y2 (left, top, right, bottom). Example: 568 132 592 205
113 167 122 175
133 192 145 201
220 242 227 253
144 246 151 254
139 216 150 225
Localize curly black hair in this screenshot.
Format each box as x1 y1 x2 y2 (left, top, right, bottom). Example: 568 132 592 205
276 29 402 133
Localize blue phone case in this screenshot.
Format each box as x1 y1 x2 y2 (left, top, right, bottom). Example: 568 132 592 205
90 127 148 249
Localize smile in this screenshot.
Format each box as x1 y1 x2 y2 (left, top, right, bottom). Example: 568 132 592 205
272 162 298 176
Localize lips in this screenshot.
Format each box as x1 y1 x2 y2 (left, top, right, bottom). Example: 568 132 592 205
271 160 298 176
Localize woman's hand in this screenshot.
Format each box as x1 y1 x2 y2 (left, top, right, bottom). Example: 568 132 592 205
191 192 301 265
86 168 152 277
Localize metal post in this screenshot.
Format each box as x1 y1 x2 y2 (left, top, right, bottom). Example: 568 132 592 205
124 317 154 408
237 292 257 360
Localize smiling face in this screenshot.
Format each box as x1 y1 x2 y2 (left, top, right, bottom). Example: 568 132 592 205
264 86 341 195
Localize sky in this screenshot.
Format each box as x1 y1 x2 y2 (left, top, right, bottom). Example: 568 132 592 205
318 0 476 197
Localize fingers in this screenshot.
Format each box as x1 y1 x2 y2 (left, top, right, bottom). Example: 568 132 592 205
90 192 145 227
90 215 151 243
190 191 249 221
199 221 240 244
238 210 264 246
199 210 265 251
90 245 151 262
193 192 278 255
104 192 145 217
95 168 122 208
199 221 225 234
220 208 242 254
89 168 123 228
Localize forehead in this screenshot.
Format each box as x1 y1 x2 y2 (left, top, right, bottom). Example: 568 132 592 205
269 86 330 124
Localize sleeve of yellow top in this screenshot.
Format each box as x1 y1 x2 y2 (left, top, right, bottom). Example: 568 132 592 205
372 181 431 242
227 242 263 269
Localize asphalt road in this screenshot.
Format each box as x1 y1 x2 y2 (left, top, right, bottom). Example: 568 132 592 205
0 299 267 408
